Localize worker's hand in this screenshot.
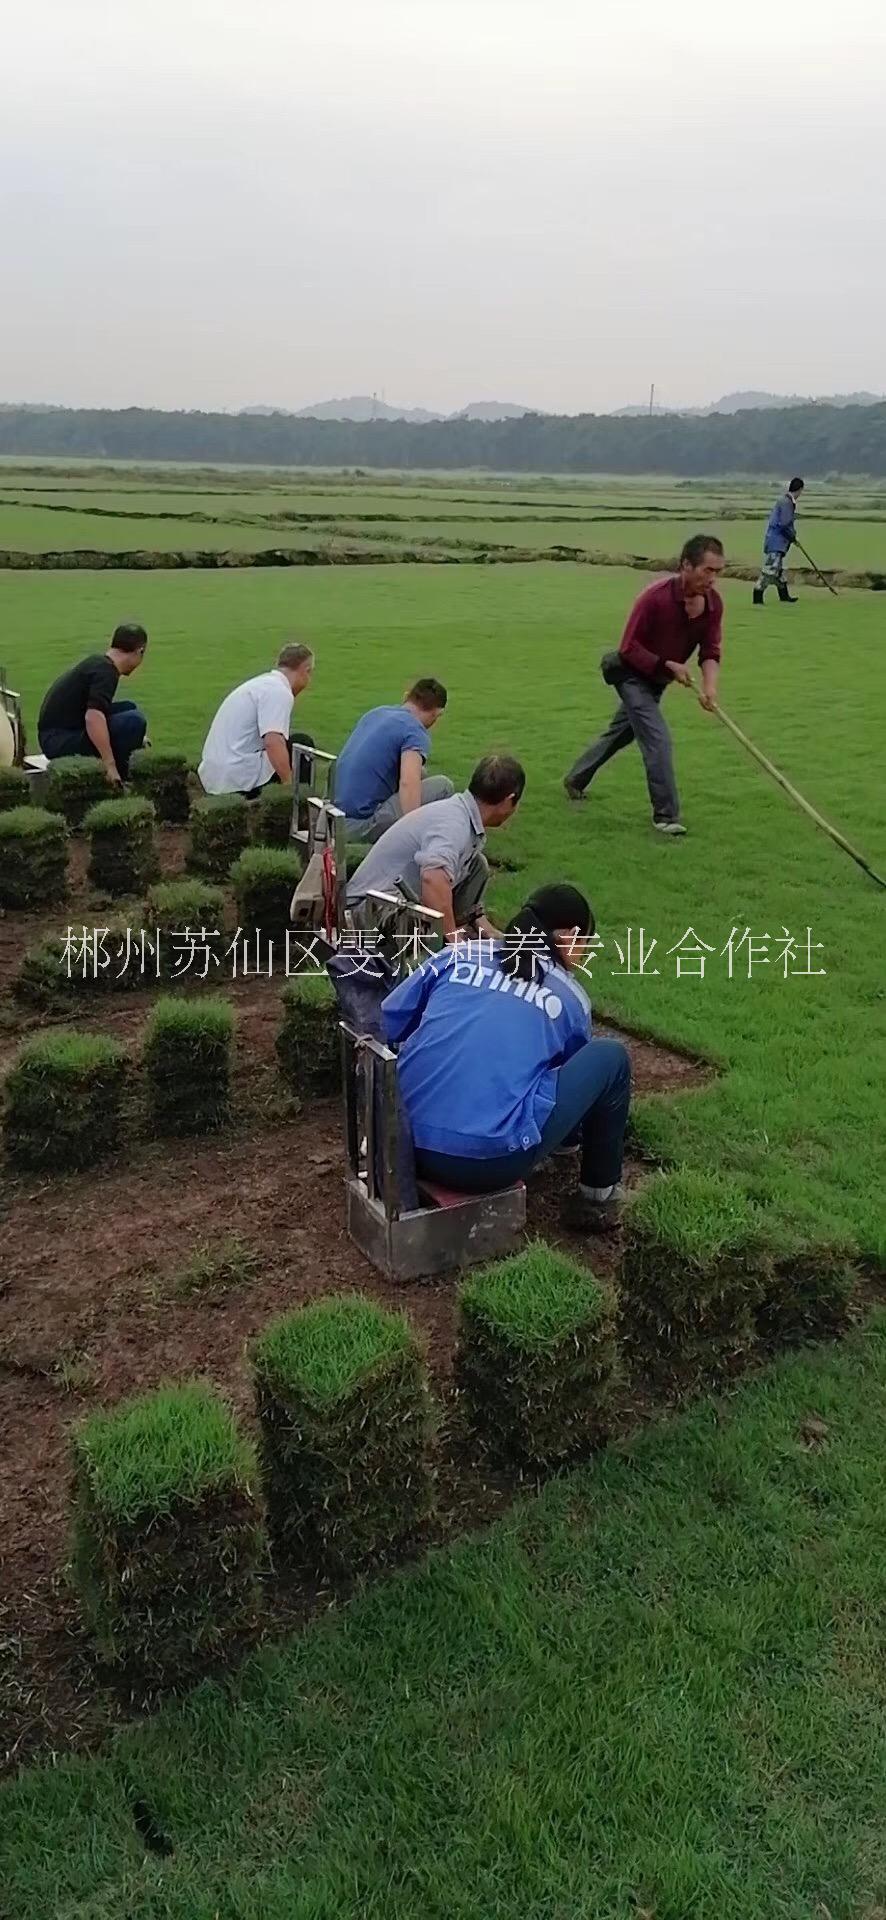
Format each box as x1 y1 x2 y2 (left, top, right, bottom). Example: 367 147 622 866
106 764 123 787
666 660 693 688
698 689 718 713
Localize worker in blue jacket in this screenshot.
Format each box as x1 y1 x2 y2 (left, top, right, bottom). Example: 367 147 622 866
754 478 804 605
380 883 631 1234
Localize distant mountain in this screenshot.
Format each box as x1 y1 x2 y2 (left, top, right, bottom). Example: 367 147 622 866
238 395 534 424
712 389 884 412
613 389 884 417
453 400 535 422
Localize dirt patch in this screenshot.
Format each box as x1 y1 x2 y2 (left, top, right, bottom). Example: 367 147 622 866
0 829 710 1775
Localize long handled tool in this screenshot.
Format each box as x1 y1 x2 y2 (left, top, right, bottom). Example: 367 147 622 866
794 539 839 596
712 701 886 889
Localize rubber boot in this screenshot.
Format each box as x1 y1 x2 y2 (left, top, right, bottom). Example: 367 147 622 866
753 587 765 606
777 581 798 604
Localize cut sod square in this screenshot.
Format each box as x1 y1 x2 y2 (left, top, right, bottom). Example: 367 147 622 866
45 756 113 829
252 1294 432 1574
13 918 152 1009
129 748 192 824
85 795 157 897
455 1242 619 1467
187 794 251 880
145 878 226 981
0 765 30 812
0 807 68 909
231 847 302 947
70 1380 263 1680
619 1169 769 1389
143 995 234 1135
757 1241 856 1343
252 783 295 848
276 975 340 1095
3 1029 129 1171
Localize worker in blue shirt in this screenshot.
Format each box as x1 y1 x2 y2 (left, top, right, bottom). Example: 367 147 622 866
334 678 452 842
380 883 631 1234
754 478 804 605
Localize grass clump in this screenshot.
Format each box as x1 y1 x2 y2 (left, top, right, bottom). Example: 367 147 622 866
128 748 191 823
276 975 340 1095
231 846 301 946
187 794 251 880
455 1242 618 1466
145 878 226 980
85 794 156 896
45 756 112 829
70 1380 262 1680
3 1029 129 1171
252 1294 431 1574
0 807 68 909
168 1235 261 1300
757 1241 856 1343
0 765 29 811
12 920 153 1008
252 783 294 847
619 1168 770 1391
143 995 234 1135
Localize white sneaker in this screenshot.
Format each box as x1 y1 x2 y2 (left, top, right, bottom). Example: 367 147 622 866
654 820 687 836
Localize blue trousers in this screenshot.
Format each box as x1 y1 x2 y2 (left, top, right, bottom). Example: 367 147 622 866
416 1036 631 1194
40 700 148 780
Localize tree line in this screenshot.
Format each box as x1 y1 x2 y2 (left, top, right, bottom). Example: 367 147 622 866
1 401 885 476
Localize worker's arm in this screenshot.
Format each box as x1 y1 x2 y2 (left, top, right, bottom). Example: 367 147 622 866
397 748 424 816
381 950 447 1048
85 709 122 785
697 594 723 712
699 659 719 711
420 866 457 938
263 732 293 784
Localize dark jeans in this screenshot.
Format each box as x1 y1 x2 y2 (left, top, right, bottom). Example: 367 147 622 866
565 671 680 823
39 699 148 780
243 731 315 800
416 1036 631 1193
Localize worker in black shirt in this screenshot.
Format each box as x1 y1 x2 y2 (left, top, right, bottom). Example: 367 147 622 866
38 624 149 784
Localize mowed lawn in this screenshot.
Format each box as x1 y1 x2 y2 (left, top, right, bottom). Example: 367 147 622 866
6 1317 886 1919
4 560 884 1256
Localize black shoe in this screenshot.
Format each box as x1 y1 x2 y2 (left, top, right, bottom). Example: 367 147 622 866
752 588 765 606
559 1186 623 1235
563 780 586 803
777 584 798 604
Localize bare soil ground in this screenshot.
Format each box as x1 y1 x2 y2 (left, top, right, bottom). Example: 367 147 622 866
0 828 710 1774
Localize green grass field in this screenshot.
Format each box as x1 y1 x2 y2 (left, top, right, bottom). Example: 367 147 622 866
6 1317 886 1919
4 556 884 1255
2 467 886 570
2 466 885 1909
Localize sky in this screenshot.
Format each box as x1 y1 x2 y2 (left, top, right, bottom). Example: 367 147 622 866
1 0 884 416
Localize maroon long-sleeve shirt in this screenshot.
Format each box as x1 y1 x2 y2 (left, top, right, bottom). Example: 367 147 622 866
619 576 723 685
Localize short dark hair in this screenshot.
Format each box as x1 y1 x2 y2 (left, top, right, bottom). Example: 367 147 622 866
789 477 805 493
679 534 725 568
407 677 447 712
111 623 147 655
469 753 526 805
276 642 314 671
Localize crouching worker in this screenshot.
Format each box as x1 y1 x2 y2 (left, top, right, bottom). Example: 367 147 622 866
38 623 149 784
346 753 525 939
334 677 452 842
198 642 315 796
380 883 631 1234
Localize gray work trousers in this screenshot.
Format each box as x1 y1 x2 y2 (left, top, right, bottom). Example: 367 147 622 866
565 672 680 823
351 849 490 931
344 774 454 844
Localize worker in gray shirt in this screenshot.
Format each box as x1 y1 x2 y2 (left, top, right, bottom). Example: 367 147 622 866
346 753 526 939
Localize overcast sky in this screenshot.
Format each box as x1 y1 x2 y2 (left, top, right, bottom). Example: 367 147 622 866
1 0 883 415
